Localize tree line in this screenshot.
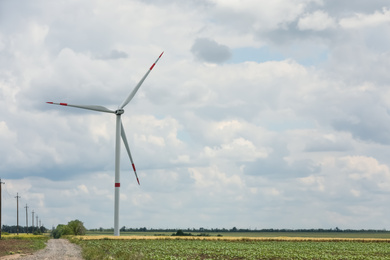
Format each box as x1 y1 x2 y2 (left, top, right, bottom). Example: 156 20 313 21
2 225 47 234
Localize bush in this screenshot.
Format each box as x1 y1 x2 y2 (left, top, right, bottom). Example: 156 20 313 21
33 230 42 235
67 220 86 236
172 230 192 236
51 220 86 239
51 224 70 239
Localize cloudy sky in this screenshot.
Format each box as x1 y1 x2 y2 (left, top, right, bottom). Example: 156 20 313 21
1 0 390 231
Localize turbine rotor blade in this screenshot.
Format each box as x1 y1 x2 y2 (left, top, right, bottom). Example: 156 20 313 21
46 102 115 114
121 122 140 185
119 51 164 109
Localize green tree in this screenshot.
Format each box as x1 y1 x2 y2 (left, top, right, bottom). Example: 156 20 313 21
51 220 86 239
176 230 184 236
52 224 72 239
67 219 86 236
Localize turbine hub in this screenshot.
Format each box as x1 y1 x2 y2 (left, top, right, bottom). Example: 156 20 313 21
115 109 124 115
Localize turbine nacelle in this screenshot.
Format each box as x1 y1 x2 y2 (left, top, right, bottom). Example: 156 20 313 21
115 109 124 115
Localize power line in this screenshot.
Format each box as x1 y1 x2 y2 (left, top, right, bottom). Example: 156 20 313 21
3 185 14 200
0 182 45 233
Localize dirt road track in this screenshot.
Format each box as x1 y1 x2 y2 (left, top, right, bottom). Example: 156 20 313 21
1 239 83 260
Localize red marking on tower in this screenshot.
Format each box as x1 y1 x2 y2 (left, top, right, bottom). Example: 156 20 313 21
60 103 68 106
115 183 120 187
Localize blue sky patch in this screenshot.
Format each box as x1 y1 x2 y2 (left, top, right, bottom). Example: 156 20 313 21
230 46 286 63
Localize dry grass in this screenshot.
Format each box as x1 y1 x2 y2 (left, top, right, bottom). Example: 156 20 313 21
2 234 45 239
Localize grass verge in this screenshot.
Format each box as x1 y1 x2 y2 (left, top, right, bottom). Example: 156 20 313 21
0 234 49 257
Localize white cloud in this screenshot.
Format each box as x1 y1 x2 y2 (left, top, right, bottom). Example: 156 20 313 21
299 175 325 192
211 0 317 31
298 10 337 31
191 38 231 63
341 156 390 183
202 137 268 162
189 166 244 190
339 7 390 29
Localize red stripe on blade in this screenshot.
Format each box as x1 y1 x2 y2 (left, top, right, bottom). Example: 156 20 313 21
60 103 68 106
46 102 53 104
150 63 156 70
159 52 164 58
132 164 136 172
115 183 120 187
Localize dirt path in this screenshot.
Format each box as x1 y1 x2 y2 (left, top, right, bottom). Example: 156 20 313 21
1 239 83 260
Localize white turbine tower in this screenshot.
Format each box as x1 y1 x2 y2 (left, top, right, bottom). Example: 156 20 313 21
47 52 164 236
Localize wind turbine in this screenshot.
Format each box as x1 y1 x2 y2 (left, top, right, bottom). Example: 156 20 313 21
47 51 163 236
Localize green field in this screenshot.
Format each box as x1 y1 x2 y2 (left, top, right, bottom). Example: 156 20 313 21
86 230 390 239
72 237 390 260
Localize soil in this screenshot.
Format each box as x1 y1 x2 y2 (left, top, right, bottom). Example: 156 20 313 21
0 239 35 258
0 239 83 260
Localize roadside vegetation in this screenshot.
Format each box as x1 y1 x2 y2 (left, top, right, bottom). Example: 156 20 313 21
51 219 87 238
0 234 49 257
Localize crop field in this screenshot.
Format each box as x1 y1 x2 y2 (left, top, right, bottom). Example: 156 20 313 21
86 230 390 239
72 236 390 260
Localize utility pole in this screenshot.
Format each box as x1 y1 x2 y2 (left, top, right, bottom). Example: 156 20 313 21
15 193 21 235
36 215 38 232
0 179 5 239
32 210 34 231
25 204 29 234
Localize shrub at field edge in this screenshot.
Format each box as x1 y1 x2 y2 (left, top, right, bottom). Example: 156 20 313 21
51 219 86 239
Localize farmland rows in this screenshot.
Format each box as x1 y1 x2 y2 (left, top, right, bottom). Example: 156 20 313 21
86 231 390 239
71 237 390 260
